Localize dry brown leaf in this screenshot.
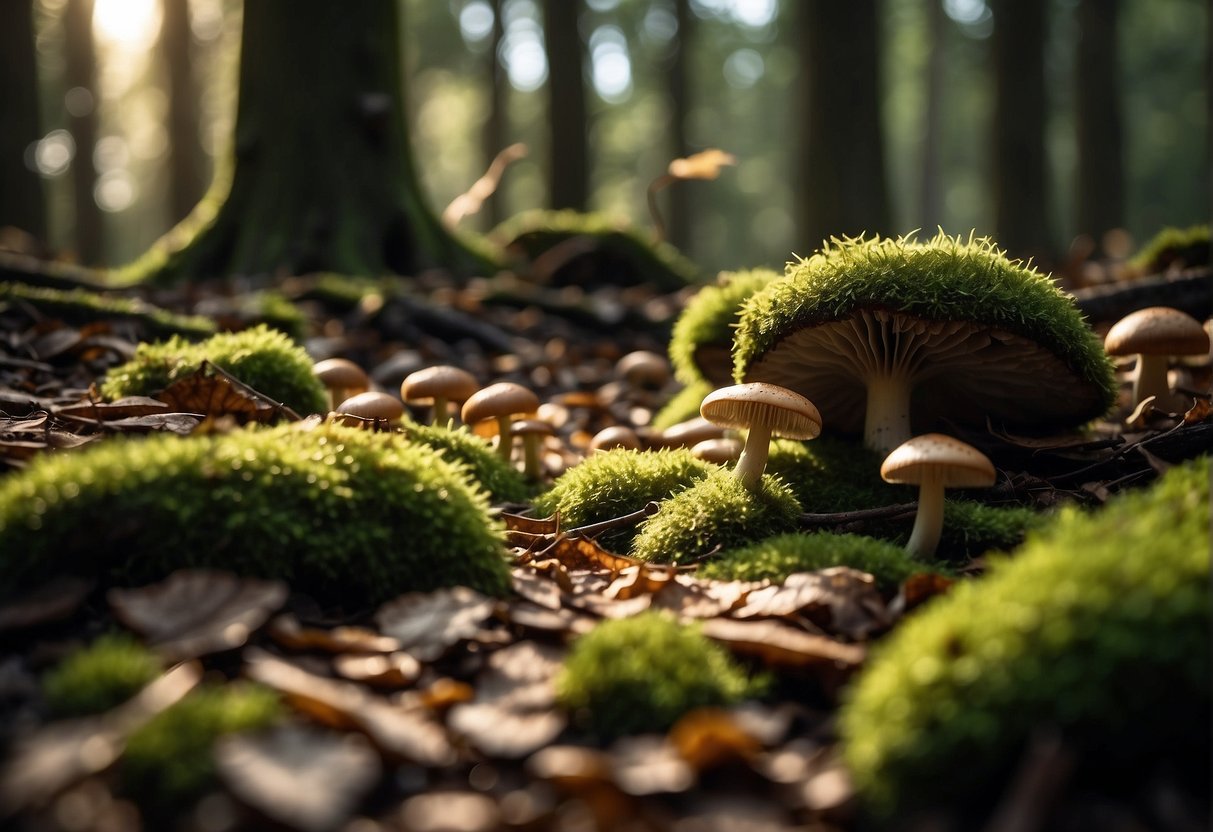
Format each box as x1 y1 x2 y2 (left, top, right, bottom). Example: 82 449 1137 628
398 792 501 832
668 708 762 771
1183 397 1212 424
544 535 639 572
893 572 956 616
510 568 566 610
501 511 560 536
109 569 288 662
56 396 171 421
375 587 498 661
650 575 756 619
732 568 891 641
609 736 695 796
268 613 401 654
668 148 737 181
603 564 674 600
332 652 422 689
215 725 381 832
504 600 596 637
526 745 614 793
156 367 278 422
699 618 865 672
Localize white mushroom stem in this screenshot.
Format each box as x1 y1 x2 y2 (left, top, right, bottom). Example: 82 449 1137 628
734 423 773 489
1131 354 1172 408
906 473 946 560
864 373 914 454
522 435 543 479
495 415 514 460
430 396 451 427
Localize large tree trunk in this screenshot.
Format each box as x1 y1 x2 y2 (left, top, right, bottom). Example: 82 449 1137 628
991 0 1052 259
918 0 946 230
160 0 207 225
1075 0 1124 254
542 0 589 211
796 0 890 249
482 0 508 228
126 0 493 284
0 0 46 243
664 0 694 253
64 0 103 264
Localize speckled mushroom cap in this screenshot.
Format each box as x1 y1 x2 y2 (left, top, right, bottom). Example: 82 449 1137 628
400 365 479 406
700 383 822 440
733 233 1118 438
1104 307 1210 357
880 433 995 488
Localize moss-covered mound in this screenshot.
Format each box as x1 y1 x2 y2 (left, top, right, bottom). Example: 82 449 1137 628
668 269 780 386
42 633 163 717
652 378 715 431
734 233 1117 444
933 500 1045 561
1128 224 1210 275
100 324 328 416
401 421 529 503
839 458 1211 819
631 470 802 563
532 448 715 552
0 282 216 339
0 422 511 603
700 531 942 592
492 209 701 291
556 612 763 739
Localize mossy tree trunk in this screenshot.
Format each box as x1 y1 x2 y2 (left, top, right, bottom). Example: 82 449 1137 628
542 0 589 211
482 0 508 228
0 0 46 243
1075 0 1124 255
159 0 207 225
131 0 493 284
65 0 103 264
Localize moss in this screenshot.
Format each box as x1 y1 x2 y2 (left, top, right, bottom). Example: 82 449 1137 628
491 209 701 292
700 531 943 592
668 269 780 386
765 436 912 512
243 290 308 341
100 324 328 416
0 282 216 340
121 682 280 806
733 232 1117 431
651 378 714 431
935 500 1045 561
556 612 763 739
531 448 715 553
0 422 511 604
42 633 162 717
1128 224 1210 274
631 469 802 563
839 458 1211 819
401 421 530 503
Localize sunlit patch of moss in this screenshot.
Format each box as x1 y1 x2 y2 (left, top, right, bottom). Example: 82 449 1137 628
651 378 714 431
402 421 530 503
631 469 802 563
765 436 912 512
243 290 308 341
121 682 280 806
840 458 1211 820
1128 224 1209 274
41 633 162 717
532 448 715 553
556 612 764 740
100 323 328 415
668 269 780 386
0 422 511 604
700 531 944 592
0 282 216 340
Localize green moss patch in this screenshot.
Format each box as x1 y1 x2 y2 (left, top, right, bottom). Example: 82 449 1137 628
1129 224 1209 274
669 269 780 386
652 378 714 431
401 421 530 503
765 436 911 512
42 633 162 717
0 282 216 340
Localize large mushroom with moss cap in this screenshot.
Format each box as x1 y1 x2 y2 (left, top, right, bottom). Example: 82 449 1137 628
700 382 822 489
733 233 1117 452
880 433 995 559
1103 306 1210 411
461 382 541 460
668 269 781 387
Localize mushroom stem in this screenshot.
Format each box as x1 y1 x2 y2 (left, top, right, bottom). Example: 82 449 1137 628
734 423 773 489
495 415 514 460
522 434 543 479
1132 354 1172 409
906 475 946 559
864 374 914 453
431 395 450 427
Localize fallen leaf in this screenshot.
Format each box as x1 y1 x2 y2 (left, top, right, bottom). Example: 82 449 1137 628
891 572 955 616
156 366 278 422
1183 398 1212 424
375 587 498 661
668 708 762 771
510 568 566 610
543 535 639 572
0 576 94 633
603 564 673 600
398 792 500 832
332 652 422 688
109 570 288 662
501 511 560 536
699 618 865 673
650 575 756 619
268 614 401 654
56 397 171 421
503 600 596 637
732 568 890 641
608 736 695 796
668 148 737 181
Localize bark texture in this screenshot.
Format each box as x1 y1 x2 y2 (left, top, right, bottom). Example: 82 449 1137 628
542 0 589 211
160 0 207 224
1075 0 1124 253
65 0 103 264
0 1 46 242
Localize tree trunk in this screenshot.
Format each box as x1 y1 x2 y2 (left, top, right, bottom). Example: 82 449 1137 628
160 0 207 224
482 0 507 228
1075 0 1124 254
0 0 46 243
542 0 589 211
664 0 693 252
991 0 1052 260
918 0 946 230
126 0 493 284
796 0 890 250
64 0 103 264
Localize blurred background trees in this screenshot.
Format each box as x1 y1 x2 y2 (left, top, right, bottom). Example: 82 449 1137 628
6 0 1209 278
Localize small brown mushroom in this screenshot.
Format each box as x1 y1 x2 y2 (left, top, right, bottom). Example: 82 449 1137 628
313 358 370 411
690 436 743 465
333 391 404 430
615 350 671 391
588 425 643 453
460 382 541 460
1104 306 1210 411
880 433 995 559
699 383 822 488
400 365 479 426
656 416 726 450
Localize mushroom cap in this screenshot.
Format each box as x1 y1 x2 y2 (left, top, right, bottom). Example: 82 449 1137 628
1104 306 1210 357
589 425 642 452
668 269 780 386
880 433 996 488
691 436 744 464
700 383 822 441
400 365 479 405
615 350 671 389
656 416 726 449
461 382 541 427
734 233 1118 435
334 391 404 421
512 418 556 438
313 358 370 392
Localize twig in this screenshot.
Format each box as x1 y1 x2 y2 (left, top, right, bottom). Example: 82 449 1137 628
799 502 918 528
565 501 660 538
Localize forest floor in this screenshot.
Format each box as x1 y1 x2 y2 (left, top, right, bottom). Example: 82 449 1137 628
0 262 1210 832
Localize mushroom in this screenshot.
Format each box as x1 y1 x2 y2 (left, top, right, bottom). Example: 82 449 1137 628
880 433 995 560
1103 306 1210 411
656 416 726 449
400 365 479 426
733 234 1117 453
313 358 370 411
334 391 404 430
512 418 556 479
690 436 743 465
460 382 541 460
589 425 643 453
699 382 822 489
615 351 671 391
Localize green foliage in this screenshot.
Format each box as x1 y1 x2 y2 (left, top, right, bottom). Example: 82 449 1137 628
765 436 912 512
651 379 714 430
935 500 1046 561
1128 223 1210 274
733 232 1117 422
839 459 1211 819
668 269 780 385
41 633 162 717
631 469 802 563
700 531 942 592
0 422 511 603
532 448 715 552
100 324 328 415
0 282 216 340
556 612 762 739
242 290 308 341
402 421 530 503
121 682 280 805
